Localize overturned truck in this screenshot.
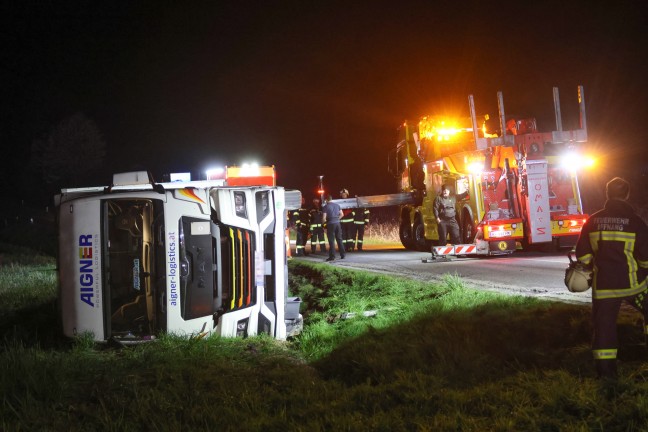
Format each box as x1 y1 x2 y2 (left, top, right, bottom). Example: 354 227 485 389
56 171 303 344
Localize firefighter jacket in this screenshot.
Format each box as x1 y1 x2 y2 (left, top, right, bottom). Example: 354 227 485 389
576 199 648 299
353 208 370 225
291 207 311 231
341 208 355 224
309 205 324 230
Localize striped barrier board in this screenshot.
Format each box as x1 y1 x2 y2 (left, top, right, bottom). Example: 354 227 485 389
424 244 482 262
424 241 506 262
433 244 477 256
433 246 455 255
454 244 477 254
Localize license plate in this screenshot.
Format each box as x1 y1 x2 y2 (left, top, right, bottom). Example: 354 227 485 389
489 230 512 238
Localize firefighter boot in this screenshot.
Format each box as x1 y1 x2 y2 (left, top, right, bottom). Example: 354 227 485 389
596 359 618 380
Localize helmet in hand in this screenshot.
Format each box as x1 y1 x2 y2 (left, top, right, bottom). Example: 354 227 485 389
564 253 592 293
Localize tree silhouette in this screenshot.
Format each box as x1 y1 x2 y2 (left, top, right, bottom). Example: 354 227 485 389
33 112 106 191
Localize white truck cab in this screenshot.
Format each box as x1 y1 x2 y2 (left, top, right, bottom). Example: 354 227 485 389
56 171 302 344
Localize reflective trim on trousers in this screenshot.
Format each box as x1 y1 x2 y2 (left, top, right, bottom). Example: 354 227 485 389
592 349 618 360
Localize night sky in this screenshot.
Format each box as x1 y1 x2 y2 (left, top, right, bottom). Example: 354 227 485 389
2 1 646 205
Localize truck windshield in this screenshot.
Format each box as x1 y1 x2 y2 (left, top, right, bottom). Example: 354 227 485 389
103 199 165 340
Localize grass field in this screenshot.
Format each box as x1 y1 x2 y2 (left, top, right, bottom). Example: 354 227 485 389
1 243 648 431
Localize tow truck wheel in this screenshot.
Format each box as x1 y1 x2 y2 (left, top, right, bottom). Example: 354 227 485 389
461 212 475 244
399 218 415 250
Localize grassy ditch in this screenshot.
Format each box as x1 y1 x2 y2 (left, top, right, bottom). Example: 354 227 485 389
1 250 648 430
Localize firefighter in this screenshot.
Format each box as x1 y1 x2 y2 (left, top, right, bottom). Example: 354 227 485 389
433 184 469 245
339 188 355 251
309 197 327 253
352 205 370 251
576 177 648 379
291 197 311 256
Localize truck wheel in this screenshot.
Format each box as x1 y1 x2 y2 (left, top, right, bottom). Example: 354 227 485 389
414 217 428 251
461 213 475 244
399 218 415 250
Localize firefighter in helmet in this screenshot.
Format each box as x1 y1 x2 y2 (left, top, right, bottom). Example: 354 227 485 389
291 196 311 256
352 203 370 251
576 177 648 379
309 197 326 253
339 188 355 251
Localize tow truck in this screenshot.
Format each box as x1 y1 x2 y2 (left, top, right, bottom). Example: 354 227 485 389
328 86 593 260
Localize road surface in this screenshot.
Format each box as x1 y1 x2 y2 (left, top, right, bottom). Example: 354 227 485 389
294 245 591 304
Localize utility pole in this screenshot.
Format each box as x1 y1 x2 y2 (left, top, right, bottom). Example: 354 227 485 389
318 175 325 203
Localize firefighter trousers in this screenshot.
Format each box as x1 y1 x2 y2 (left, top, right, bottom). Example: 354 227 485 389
353 223 366 250
592 289 648 378
341 220 354 250
295 227 309 256
310 227 326 252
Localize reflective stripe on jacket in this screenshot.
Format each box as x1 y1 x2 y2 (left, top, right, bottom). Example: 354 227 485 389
341 209 355 223
576 199 648 299
353 208 370 225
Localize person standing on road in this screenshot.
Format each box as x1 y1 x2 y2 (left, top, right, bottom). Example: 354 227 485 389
433 184 468 246
322 194 345 262
576 177 648 379
291 196 311 256
339 188 355 251
352 205 370 251
309 197 327 253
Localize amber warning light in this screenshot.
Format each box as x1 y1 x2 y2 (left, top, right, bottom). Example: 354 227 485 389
226 165 276 187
